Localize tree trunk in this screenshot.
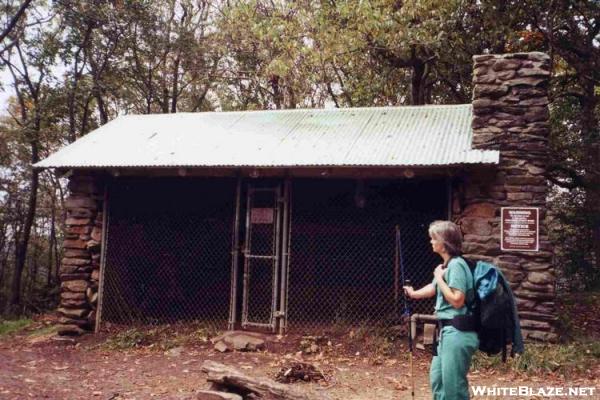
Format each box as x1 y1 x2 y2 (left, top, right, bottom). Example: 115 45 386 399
89 59 108 124
270 75 282 109
10 168 39 307
170 56 180 113
411 61 426 105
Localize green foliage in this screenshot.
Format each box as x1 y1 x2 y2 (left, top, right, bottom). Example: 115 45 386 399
0 318 33 336
102 322 219 351
472 342 600 377
105 328 150 350
549 189 600 290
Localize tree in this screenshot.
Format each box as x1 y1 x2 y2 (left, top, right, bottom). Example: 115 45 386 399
0 1 60 310
521 0 600 286
0 0 33 54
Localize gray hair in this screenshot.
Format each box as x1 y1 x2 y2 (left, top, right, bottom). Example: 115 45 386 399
428 220 463 257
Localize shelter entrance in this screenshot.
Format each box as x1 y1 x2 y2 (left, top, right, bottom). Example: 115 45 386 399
236 181 289 331
99 176 447 333
232 177 446 333
241 185 284 330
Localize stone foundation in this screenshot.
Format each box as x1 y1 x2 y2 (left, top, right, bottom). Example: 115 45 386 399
57 174 104 335
454 52 557 341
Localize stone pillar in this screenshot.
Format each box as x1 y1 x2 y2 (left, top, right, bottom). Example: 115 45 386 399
454 52 557 341
57 173 104 335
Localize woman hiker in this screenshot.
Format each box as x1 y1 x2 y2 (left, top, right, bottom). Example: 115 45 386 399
403 220 479 400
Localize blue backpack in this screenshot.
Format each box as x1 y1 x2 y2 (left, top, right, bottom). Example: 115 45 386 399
461 257 524 361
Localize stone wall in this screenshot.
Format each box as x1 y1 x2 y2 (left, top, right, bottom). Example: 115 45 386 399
57 174 104 335
453 52 557 341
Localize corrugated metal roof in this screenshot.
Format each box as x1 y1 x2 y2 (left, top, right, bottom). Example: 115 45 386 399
34 105 499 169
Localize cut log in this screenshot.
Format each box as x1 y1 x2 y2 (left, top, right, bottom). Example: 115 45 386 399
201 361 322 400
196 390 243 400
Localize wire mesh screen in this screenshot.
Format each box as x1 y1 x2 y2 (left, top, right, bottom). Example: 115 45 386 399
101 178 236 328
243 189 279 328
286 178 447 329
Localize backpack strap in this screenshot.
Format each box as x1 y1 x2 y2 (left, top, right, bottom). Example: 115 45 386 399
457 256 478 314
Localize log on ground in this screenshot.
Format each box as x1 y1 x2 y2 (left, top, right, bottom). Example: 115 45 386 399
201 360 323 400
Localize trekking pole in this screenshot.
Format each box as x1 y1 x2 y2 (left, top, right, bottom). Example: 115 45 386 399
396 225 415 400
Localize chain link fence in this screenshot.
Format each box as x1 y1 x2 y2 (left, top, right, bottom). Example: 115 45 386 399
100 178 236 328
99 176 447 332
286 179 447 330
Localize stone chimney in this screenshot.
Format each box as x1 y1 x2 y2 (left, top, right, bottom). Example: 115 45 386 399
455 52 557 341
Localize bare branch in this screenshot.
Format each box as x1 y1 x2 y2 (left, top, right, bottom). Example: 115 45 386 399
0 0 33 44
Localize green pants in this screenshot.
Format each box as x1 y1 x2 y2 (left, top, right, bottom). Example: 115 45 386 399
430 326 479 400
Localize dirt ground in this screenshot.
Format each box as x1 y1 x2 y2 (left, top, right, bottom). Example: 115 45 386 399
0 315 599 400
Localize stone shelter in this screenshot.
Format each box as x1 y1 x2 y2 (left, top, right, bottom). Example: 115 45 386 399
35 52 556 341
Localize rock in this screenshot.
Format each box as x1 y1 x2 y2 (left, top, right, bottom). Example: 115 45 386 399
461 218 493 236
462 203 496 218
507 77 547 87
65 217 92 226
501 268 525 283
473 66 489 76
86 240 101 251
61 292 86 300
66 197 97 209
68 208 94 218
166 346 184 357
505 175 545 185
463 234 496 245
222 333 265 351
61 280 88 293
513 289 554 301
214 341 229 353
87 310 96 322
62 257 91 266
527 271 553 285
65 226 92 236
522 262 551 271
91 269 100 281
473 74 496 84
473 54 495 63
68 179 100 194
196 391 243 400
524 107 550 122
86 288 98 304
91 227 103 242
519 311 557 322
58 307 89 319
63 239 87 250
492 59 521 71
57 324 86 336
521 329 558 342
58 316 89 327
59 265 80 274
474 84 510 98
61 273 91 281
62 299 87 308
519 97 550 107
521 281 554 293
63 248 90 259
506 192 533 201
515 298 537 310
517 67 550 77
496 70 516 80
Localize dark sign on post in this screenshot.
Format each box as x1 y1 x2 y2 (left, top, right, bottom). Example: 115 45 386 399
501 207 539 252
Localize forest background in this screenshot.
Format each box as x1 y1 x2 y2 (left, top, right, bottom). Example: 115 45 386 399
0 0 598 319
